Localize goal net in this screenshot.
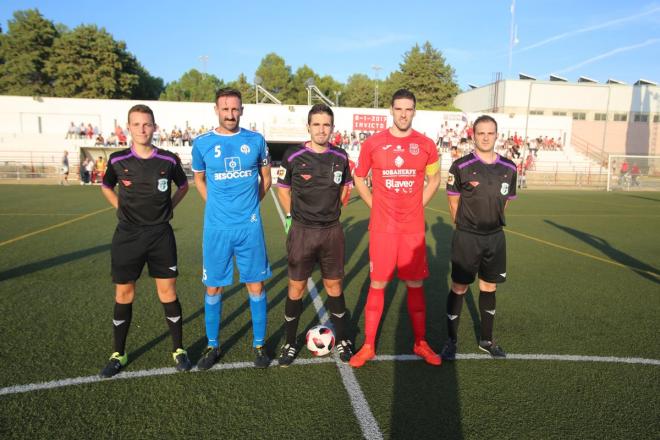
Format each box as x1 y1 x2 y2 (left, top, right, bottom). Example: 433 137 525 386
607 155 660 191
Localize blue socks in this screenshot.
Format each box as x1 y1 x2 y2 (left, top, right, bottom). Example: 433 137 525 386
249 290 267 347
204 293 222 348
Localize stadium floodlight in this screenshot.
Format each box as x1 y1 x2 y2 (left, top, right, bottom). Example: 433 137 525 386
254 75 263 85
304 78 315 88
519 72 536 80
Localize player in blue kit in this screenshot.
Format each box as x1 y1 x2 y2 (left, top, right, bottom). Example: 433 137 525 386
192 88 272 369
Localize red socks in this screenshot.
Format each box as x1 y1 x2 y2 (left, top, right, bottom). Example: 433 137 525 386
364 286 385 346
406 286 426 343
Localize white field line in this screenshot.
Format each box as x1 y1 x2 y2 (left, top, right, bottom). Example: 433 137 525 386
2 353 659 397
270 188 384 440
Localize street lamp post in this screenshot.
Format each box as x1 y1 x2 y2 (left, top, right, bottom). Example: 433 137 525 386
372 65 382 108
198 55 209 74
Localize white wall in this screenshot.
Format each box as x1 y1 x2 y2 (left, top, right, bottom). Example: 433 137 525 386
455 80 660 114
0 95 572 153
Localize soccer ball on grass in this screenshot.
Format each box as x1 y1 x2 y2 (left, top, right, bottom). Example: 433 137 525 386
306 325 335 356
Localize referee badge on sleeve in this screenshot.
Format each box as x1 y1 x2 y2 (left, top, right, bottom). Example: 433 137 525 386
157 178 168 192
277 167 286 179
447 172 455 185
333 171 342 184
501 182 509 195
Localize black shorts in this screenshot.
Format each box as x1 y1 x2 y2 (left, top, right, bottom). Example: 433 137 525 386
450 229 506 285
286 222 344 281
111 222 178 284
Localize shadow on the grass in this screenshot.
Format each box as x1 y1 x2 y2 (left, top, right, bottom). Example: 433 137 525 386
545 220 660 284
388 215 464 439
0 243 111 282
127 256 291 365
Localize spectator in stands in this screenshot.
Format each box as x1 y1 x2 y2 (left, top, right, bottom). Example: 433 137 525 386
86 123 94 139
60 150 69 185
95 133 105 146
107 132 118 147
66 122 77 139
117 130 127 146
182 129 192 147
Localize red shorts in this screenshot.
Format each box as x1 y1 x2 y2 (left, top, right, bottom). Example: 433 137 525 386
369 231 429 282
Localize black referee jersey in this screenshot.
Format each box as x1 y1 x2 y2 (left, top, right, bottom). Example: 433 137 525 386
103 147 188 226
446 152 517 234
276 143 352 227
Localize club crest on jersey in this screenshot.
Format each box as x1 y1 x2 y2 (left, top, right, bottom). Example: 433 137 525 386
394 156 404 168
447 173 455 185
121 179 132 187
333 171 342 184
240 144 250 154
157 178 168 192
301 174 312 181
501 182 509 195
409 144 420 155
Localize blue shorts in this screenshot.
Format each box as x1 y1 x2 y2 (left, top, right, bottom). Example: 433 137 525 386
202 224 271 287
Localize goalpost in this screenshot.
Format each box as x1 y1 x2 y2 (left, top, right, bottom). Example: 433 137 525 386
607 154 660 192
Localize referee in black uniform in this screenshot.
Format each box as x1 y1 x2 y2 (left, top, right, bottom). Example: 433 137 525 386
441 115 517 360
275 103 354 366
99 104 192 377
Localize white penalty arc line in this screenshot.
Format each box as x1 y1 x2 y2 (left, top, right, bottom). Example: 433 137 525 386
2 353 658 397
270 188 384 440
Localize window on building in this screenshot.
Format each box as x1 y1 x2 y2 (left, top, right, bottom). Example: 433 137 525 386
552 111 567 116
529 110 544 115
594 113 607 121
633 113 649 123
654 115 659 123
613 113 628 122
572 112 586 120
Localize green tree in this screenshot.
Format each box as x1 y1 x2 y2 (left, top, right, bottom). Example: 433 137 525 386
387 41 459 110
342 74 375 108
45 24 154 99
0 9 59 96
160 69 223 102
254 53 291 96
316 75 343 105
286 64 317 104
225 73 256 104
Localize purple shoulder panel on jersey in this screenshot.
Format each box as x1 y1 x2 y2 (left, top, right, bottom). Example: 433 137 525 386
447 190 460 195
154 154 177 166
496 156 518 173
327 149 348 159
457 154 480 170
288 148 308 162
110 151 134 165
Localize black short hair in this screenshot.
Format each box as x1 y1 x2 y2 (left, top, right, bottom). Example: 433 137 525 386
473 115 498 133
127 104 155 124
391 89 416 107
307 103 334 125
215 88 242 104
